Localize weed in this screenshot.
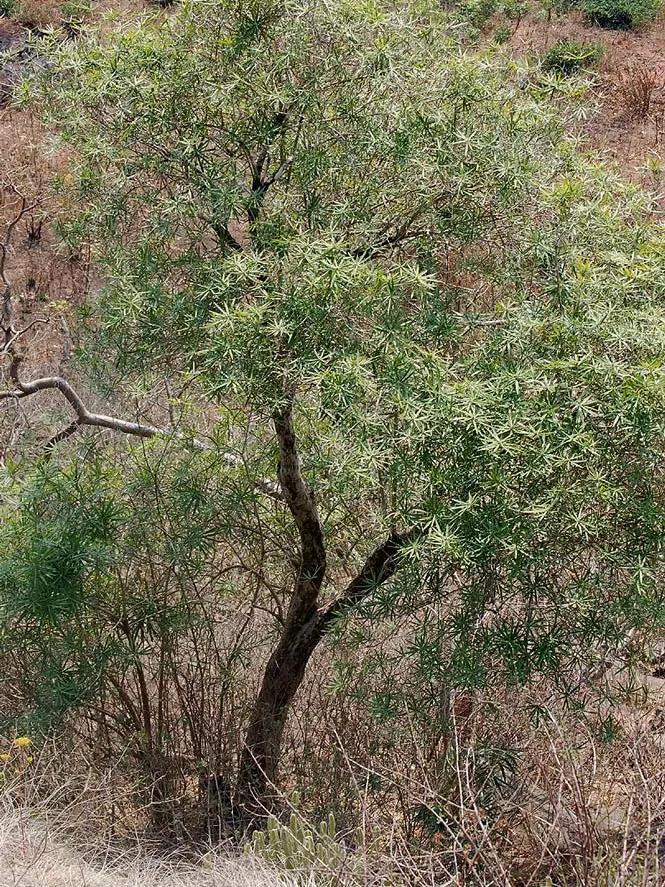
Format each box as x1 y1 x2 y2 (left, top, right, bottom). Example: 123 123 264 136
616 63 663 118
62 0 91 30
541 39 602 75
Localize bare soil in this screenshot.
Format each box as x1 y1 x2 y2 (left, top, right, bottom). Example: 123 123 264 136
507 11 665 185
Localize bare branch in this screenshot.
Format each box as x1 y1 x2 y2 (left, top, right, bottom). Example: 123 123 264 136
60 315 72 362
1 187 42 394
44 420 81 450
0 189 38 286
210 219 243 252
2 317 50 356
1 372 284 498
2 374 161 435
263 157 292 189
248 108 290 224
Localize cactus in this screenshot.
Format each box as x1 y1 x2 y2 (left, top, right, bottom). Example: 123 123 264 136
243 809 348 884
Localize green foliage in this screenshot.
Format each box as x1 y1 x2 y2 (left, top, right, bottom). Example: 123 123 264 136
0 458 123 724
541 40 602 75
493 24 513 42
538 0 578 15
0 441 266 738
11 0 665 776
580 0 660 28
244 810 348 882
457 0 528 28
458 0 498 26
0 0 14 16
62 0 92 29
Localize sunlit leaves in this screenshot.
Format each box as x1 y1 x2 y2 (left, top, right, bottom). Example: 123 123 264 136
17 0 665 713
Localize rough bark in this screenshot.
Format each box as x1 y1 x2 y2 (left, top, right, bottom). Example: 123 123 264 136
234 396 418 819
234 398 327 816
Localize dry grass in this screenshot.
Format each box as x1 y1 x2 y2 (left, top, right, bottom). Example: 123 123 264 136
613 64 664 120
2 696 665 887
0 802 304 887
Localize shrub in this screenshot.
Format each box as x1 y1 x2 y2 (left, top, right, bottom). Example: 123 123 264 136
458 0 497 26
581 0 661 28
541 39 602 74
0 0 14 17
61 0 91 29
458 0 528 27
494 24 513 41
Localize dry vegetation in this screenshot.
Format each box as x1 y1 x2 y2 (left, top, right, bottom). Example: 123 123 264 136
0 685 664 885
0 804 300 886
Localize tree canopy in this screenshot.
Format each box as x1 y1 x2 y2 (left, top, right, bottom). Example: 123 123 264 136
3 0 665 817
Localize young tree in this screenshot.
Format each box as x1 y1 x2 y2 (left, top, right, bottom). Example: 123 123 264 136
5 0 665 820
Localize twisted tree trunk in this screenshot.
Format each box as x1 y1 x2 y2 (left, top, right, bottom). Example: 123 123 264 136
234 397 417 819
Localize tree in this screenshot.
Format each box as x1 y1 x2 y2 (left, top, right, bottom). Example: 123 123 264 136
5 0 665 822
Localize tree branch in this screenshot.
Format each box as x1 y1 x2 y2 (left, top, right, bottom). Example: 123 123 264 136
210 219 242 252
1 374 163 437
317 527 421 632
0 186 282 498
1 373 283 498
1 189 43 388
248 108 291 225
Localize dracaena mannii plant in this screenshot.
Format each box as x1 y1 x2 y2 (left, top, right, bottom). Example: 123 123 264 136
5 0 665 818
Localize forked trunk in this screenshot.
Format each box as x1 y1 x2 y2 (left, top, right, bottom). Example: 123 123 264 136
233 396 417 822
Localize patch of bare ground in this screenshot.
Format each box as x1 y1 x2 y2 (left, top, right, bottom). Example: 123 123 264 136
11 1 64 28
6 0 150 29
505 11 665 195
0 109 89 359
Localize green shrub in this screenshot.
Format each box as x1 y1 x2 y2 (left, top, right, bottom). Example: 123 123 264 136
61 0 91 29
494 24 513 41
0 0 14 17
541 39 602 74
581 0 660 28
459 0 497 26
458 0 528 26
546 0 578 12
